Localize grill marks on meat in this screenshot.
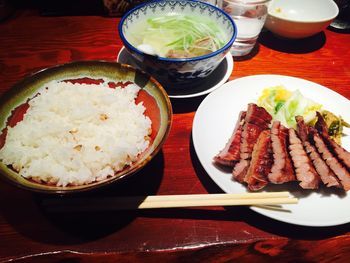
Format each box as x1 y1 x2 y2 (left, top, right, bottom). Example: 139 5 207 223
214 111 246 167
310 127 350 191
245 130 273 191
244 103 271 129
324 137 350 171
268 121 295 184
296 116 341 188
314 111 329 136
288 128 320 189
232 104 272 182
238 123 264 160
213 126 243 167
233 123 264 182
315 112 350 171
213 104 350 192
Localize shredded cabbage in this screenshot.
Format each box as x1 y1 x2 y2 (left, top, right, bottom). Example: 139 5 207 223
257 86 322 129
128 13 228 58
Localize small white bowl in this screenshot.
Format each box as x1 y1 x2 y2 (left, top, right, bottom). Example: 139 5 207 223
265 0 339 39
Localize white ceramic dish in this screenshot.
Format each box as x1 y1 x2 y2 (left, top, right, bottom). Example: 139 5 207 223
265 0 339 39
192 74 350 227
117 47 234 99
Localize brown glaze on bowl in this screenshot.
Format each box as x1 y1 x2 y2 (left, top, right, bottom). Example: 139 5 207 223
0 61 172 194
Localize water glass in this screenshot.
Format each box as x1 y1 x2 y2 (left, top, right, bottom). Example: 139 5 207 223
219 0 271 56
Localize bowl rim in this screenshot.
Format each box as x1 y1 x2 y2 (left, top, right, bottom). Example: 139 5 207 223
118 0 237 63
0 60 173 194
267 0 339 24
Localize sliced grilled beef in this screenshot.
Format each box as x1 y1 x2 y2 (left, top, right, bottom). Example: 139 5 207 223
315 111 329 136
232 104 272 183
288 128 320 189
233 123 264 182
296 116 341 188
268 121 295 184
245 130 273 191
324 137 350 171
216 103 350 192
244 103 272 129
214 111 246 167
315 112 350 171
310 127 350 191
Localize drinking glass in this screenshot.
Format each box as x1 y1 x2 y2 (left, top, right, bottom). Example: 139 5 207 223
219 0 271 57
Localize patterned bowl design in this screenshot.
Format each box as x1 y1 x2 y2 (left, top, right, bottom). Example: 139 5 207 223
0 61 172 194
118 0 237 85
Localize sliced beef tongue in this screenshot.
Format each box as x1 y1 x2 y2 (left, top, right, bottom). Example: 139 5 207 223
324 137 350 171
245 129 273 191
232 123 264 182
267 121 296 184
232 104 272 183
315 111 329 136
214 103 350 192
315 112 350 171
310 126 350 191
213 111 246 167
288 128 320 189
244 103 272 129
296 116 341 188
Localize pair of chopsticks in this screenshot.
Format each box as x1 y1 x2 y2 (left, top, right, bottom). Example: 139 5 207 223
43 192 297 212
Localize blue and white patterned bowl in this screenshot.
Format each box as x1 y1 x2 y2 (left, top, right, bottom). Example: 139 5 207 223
118 0 236 86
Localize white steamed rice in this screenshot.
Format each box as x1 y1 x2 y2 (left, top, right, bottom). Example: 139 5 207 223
0 80 152 186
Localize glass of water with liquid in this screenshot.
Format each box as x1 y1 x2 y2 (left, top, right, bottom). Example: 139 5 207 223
219 0 271 57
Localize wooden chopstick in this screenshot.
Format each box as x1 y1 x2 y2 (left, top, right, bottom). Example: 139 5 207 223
43 192 298 212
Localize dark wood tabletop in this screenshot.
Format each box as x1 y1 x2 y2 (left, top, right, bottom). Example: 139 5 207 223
1 8 350 263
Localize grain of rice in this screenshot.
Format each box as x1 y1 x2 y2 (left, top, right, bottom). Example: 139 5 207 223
0 80 152 186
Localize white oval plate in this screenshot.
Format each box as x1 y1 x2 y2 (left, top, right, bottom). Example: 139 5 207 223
192 74 350 227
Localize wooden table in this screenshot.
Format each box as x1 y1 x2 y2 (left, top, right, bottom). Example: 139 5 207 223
1 9 350 262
